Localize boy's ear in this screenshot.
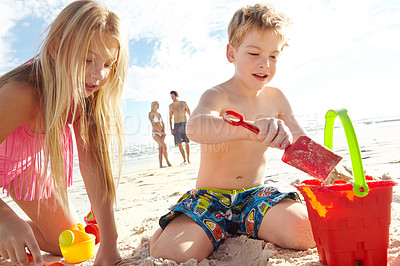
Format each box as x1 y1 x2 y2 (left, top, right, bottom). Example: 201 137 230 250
226 43 235 63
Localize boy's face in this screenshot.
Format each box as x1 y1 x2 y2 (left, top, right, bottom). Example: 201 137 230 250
227 29 284 91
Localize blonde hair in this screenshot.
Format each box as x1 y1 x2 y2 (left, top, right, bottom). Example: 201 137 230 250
228 3 292 48
0 0 129 204
151 101 159 111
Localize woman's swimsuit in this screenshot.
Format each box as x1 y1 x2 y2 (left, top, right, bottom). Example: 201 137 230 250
0 107 73 201
153 115 162 123
152 132 163 137
152 113 163 137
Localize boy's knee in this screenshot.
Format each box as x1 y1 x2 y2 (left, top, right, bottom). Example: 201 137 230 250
149 218 214 263
287 215 315 250
149 228 163 256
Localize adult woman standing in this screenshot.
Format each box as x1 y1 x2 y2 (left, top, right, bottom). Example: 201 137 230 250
149 101 172 168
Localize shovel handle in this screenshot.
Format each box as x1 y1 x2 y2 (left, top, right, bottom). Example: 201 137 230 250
324 108 369 197
223 110 260 134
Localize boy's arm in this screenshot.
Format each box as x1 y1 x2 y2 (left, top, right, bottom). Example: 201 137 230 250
73 117 120 265
274 88 306 141
187 88 256 144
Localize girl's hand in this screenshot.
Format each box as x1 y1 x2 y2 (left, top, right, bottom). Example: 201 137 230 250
94 242 121 266
0 215 43 266
253 118 293 149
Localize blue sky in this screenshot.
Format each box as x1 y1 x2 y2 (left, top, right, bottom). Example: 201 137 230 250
1 0 399 147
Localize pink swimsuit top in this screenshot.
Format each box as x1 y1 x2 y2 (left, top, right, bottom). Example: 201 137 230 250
0 115 73 201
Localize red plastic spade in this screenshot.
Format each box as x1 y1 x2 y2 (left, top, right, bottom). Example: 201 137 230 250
281 135 342 180
223 110 342 180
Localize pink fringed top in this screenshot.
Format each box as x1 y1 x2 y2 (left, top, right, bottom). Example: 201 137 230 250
0 118 73 201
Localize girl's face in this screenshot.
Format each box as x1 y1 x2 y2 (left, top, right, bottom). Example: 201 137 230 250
84 34 118 97
227 29 283 92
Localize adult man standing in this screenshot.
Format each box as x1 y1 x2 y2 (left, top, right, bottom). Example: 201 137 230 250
169 91 191 164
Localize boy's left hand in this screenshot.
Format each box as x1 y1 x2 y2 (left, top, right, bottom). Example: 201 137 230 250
253 118 293 149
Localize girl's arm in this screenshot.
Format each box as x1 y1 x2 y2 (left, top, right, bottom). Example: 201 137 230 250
0 82 43 265
73 116 120 266
0 81 36 145
0 198 43 266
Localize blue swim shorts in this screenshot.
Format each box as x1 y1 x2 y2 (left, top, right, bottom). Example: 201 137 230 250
173 122 190 145
159 186 300 249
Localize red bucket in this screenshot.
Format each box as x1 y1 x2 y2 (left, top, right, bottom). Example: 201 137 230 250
296 177 396 266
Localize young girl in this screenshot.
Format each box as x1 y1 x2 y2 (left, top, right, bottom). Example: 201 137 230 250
0 1 128 265
149 101 172 168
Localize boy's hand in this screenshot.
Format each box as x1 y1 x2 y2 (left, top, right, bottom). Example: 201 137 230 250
253 118 293 149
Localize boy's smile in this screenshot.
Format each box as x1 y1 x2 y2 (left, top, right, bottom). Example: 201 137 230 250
253 73 269 81
227 29 284 91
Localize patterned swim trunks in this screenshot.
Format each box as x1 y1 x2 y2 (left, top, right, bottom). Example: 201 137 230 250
159 186 300 248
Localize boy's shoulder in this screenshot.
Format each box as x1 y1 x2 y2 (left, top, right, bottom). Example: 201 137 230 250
263 85 285 96
201 85 228 98
260 86 290 105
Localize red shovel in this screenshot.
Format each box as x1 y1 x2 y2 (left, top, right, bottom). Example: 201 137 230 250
222 110 342 180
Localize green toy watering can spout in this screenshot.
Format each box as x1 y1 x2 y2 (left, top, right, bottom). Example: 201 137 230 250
324 108 369 197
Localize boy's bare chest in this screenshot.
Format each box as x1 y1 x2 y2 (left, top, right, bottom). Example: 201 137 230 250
222 97 279 121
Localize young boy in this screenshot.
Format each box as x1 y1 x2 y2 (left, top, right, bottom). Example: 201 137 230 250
150 3 315 263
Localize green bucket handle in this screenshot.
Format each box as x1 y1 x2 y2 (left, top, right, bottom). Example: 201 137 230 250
324 108 369 197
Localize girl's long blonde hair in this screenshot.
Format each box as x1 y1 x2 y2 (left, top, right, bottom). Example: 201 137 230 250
0 0 129 204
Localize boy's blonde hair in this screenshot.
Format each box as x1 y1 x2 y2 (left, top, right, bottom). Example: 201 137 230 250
0 0 129 204
228 3 292 48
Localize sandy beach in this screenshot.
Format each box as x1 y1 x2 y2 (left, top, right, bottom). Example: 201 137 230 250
1 117 400 265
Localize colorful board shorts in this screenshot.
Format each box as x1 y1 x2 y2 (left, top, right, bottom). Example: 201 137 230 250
159 186 300 249
173 122 190 145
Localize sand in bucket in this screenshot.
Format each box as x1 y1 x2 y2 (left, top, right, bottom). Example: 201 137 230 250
295 109 396 266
